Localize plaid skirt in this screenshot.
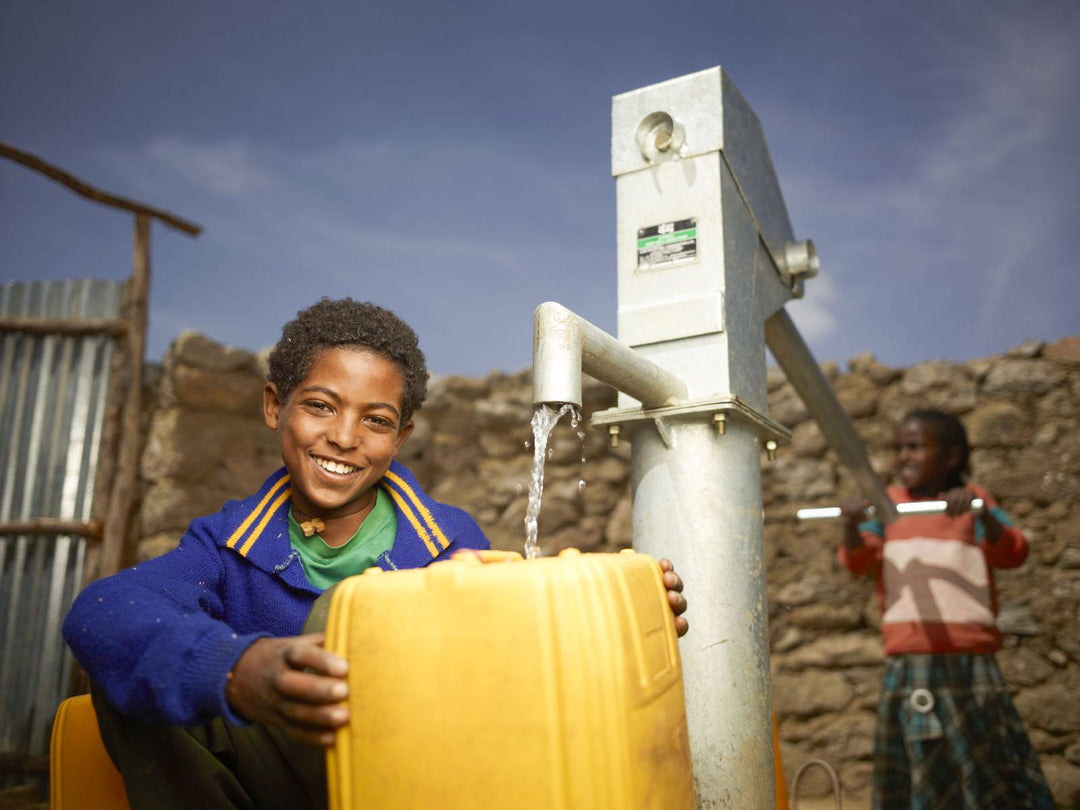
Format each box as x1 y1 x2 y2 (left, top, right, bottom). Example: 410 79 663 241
873 653 1055 810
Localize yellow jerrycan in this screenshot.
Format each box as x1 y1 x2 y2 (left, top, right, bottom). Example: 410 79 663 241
324 548 695 809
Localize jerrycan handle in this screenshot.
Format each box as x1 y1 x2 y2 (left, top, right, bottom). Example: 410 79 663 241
449 549 524 565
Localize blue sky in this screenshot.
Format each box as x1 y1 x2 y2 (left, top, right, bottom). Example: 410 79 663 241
2 0 1077 376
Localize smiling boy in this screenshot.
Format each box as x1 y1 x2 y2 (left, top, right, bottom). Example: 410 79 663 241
63 298 688 809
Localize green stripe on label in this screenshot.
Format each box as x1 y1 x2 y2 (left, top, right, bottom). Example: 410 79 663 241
637 228 697 249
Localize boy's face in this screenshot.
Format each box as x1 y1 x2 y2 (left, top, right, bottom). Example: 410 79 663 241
263 347 413 521
892 419 959 495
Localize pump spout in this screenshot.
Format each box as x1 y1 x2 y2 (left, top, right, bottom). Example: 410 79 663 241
532 302 687 409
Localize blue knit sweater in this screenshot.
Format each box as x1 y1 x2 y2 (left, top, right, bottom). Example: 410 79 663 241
63 461 489 726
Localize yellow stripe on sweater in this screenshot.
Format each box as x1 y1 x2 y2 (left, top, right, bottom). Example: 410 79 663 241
382 483 439 558
226 474 291 550
384 470 450 551
238 487 292 557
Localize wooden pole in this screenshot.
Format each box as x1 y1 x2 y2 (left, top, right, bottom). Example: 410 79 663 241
98 214 151 578
0 316 127 337
0 142 201 236
0 518 103 540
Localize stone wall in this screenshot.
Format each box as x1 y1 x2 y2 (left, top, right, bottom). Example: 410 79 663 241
133 332 1080 807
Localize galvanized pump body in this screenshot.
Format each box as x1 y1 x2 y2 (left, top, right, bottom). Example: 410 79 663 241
533 67 892 808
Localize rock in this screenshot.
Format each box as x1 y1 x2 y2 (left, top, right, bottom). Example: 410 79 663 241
1059 548 1080 570
848 352 902 385
785 602 864 631
170 331 258 373
782 634 883 671
997 604 1044 637
981 359 1068 397
1014 683 1080 735
766 365 787 392
964 400 1031 447
773 627 803 653
767 457 836 502
582 455 629 485
141 408 278 488
1029 729 1067 754
833 373 879 419
1006 339 1045 358
769 383 810 427
139 480 240 536
1066 741 1080 765
773 671 854 717
790 421 828 457
899 360 977 413
1036 385 1078 421
979 448 1080 504
997 646 1054 687
604 496 632 548
172 364 266 416
854 417 895 449
777 579 820 607
1041 756 1080 810
809 711 877 761
1044 335 1080 365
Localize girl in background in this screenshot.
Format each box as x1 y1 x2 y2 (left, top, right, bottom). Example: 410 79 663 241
839 409 1054 809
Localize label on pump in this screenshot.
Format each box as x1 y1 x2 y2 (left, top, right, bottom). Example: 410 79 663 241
636 218 697 271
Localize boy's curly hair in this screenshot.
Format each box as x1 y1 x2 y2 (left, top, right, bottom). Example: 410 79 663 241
267 298 428 423
902 409 970 484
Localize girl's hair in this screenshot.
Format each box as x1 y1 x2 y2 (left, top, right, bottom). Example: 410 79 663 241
266 298 428 423
901 409 970 484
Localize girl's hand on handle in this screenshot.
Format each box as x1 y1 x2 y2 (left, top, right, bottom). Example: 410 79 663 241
941 486 976 517
839 498 870 550
839 497 870 525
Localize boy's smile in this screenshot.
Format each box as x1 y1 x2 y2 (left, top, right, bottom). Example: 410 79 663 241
263 347 413 543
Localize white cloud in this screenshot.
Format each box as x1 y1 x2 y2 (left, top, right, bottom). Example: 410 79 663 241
785 272 840 345
145 137 275 197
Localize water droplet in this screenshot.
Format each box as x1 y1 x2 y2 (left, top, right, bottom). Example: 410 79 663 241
524 440 532 451
546 447 555 460
578 480 586 495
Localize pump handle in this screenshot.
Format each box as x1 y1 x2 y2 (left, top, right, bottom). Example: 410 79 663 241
797 498 985 521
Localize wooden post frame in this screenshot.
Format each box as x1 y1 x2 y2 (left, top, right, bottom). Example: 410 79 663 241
99 214 151 578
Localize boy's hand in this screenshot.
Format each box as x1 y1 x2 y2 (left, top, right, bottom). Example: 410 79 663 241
225 632 349 747
659 558 689 637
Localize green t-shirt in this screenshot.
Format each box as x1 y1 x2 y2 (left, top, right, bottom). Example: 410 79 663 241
288 489 397 589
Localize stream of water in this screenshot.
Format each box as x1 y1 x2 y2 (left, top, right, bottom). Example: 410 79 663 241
523 403 581 559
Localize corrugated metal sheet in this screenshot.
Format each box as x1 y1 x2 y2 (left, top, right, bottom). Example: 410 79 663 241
0 279 122 759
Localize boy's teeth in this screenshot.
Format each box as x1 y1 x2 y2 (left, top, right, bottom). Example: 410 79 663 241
315 457 357 475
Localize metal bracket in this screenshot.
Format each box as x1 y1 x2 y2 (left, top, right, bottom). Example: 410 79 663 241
590 394 791 446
